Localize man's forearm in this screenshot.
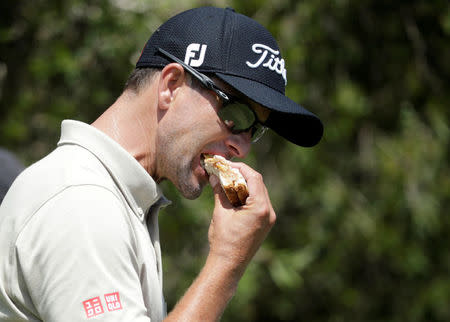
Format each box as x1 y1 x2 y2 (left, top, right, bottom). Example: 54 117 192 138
164 254 244 321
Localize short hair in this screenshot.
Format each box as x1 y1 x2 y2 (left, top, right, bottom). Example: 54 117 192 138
124 67 203 94
124 67 160 93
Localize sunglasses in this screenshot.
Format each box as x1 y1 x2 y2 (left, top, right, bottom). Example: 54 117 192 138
157 47 268 143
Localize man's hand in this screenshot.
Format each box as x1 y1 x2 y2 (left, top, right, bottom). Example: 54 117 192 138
208 162 276 276
165 163 275 321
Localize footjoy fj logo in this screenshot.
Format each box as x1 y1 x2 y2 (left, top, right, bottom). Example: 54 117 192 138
184 43 207 67
246 44 287 85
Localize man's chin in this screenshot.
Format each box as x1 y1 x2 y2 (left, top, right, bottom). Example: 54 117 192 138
178 183 204 200
176 177 206 200
172 159 208 199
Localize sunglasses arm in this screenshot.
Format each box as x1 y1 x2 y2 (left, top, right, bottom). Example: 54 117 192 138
157 47 230 101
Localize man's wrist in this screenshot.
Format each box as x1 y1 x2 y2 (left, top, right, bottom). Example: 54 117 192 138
165 252 245 321
203 252 245 295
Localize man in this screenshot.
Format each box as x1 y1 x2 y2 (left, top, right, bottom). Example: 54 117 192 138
0 7 323 321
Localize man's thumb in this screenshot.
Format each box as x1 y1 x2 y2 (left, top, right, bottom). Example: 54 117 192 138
209 175 229 206
209 175 221 194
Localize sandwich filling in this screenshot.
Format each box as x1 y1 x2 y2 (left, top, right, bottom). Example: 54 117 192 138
201 154 249 206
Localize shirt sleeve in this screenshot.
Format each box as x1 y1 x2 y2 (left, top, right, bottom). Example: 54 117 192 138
15 185 152 322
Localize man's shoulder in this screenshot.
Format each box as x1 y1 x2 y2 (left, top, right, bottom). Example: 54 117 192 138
22 144 115 195
0 144 122 227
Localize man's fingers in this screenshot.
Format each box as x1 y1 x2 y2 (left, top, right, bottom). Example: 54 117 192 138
228 162 266 198
229 161 276 225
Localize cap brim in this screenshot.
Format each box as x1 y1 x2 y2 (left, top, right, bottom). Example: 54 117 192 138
215 73 323 147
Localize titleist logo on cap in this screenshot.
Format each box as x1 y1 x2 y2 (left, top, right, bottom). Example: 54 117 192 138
246 44 287 85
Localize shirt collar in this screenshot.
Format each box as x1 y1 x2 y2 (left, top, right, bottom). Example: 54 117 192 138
57 120 167 219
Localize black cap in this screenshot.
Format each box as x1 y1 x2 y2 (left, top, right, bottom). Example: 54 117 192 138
137 7 323 147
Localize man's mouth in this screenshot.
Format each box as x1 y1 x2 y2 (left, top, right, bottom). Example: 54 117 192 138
198 153 209 179
200 153 213 170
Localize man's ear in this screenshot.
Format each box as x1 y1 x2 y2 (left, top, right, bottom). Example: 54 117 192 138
158 63 186 110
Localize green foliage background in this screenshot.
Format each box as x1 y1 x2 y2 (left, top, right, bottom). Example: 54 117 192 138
1 0 449 321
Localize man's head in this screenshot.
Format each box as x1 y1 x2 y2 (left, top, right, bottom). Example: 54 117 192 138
116 7 323 199
136 6 323 147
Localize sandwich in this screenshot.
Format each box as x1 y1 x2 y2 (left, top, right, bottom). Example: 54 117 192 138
201 154 249 207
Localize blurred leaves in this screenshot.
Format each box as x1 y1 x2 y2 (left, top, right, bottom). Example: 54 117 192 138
1 0 450 321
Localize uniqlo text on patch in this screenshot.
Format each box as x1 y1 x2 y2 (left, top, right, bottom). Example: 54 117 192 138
104 292 122 312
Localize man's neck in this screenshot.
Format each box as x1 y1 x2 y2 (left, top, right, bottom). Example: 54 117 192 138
91 90 158 177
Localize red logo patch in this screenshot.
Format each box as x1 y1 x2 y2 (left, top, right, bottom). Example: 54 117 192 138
104 292 122 312
83 296 104 318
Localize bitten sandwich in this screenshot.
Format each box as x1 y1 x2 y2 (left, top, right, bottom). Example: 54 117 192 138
201 154 249 207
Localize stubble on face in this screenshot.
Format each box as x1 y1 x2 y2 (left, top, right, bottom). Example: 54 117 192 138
176 160 204 200
156 129 206 200
154 77 226 200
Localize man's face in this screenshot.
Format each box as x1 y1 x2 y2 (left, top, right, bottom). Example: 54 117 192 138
155 77 253 199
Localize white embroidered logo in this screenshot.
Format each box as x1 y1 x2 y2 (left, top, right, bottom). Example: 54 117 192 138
184 43 207 67
246 44 287 85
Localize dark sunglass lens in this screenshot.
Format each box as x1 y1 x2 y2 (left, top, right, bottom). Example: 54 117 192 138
218 103 255 132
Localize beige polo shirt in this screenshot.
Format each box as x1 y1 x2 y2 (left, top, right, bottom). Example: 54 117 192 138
0 120 170 321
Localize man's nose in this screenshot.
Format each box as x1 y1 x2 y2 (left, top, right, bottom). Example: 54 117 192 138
224 132 251 159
